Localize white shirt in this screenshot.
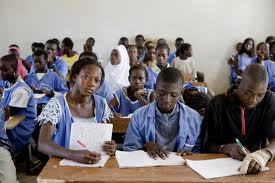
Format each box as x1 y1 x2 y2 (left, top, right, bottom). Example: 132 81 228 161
171 57 197 82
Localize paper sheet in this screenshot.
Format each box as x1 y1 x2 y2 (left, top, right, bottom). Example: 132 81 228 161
186 158 242 179
59 122 113 168
34 94 46 99
116 150 185 168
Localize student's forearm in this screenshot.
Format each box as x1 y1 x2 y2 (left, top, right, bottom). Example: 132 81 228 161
136 95 149 106
52 67 66 81
38 140 74 160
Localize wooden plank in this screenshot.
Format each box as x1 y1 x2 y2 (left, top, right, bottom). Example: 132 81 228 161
109 117 130 133
37 154 275 183
5 115 25 130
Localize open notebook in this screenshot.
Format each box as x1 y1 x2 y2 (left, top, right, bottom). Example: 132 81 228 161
59 122 113 168
115 150 185 168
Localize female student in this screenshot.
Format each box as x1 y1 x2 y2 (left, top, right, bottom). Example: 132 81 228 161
234 38 255 76
109 65 155 117
123 67 201 159
0 54 37 153
37 58 116 164
252 42 269 64
171 43 197 82
25 50 68 106
264 41 275 92
104 45 130 94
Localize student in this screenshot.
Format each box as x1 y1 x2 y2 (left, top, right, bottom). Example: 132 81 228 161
251 42 269 64
201 64 275 174
137 46 146 63
0 103 17 183
83 37 103 63
144 46 156 67
8 45 28 80
25 50 68 106
167 37 184 64
123 67 201 158
0 54 37 153
37 58 116 164
52 38 62 57
79 52 113 103
157 38 166 46
61 37 79 75
118 37 129 49
264 42 275 92
45 39 69 80
146 45 170 89
25 42 45 71
104 45 130 94
234 38 255 76
265 36 275 45
109 65 155 117
228 42 243 85
171 43 197 82
135 34 145 47
127 45 140 67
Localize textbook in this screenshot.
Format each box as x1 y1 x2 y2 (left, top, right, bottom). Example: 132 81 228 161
59 122 113 168
115 150 185 168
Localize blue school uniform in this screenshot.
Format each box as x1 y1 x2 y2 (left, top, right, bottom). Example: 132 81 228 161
264 60 275 88
238 53 253 71
145 67 160 89
37 94 109 148
30 57 68 78
3 80 37 153
25 55 34 66
25 70 68 105
95 81 113 103
183 83 208 93
113 88 153 117
167 51 177 64
123 101 202 152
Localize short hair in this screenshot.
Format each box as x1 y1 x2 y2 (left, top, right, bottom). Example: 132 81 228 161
79 51 98 60
179 43 192 54
256 42 267 50
37 43 45 50
31 42 38 47
33 50 48 60
0 54 18 71
156 44 170 55
269 41 275 50
45 39 57 46
129 64 148 79
62 37 74 49
265 36 275 43
175 37 184 42
86 37 95 45
183 91 211 113
69 58 105 86
135 35 145 41
9 44 19 48
242 64 268 84
156 67 183 87
52 38 60 45
127 45 137 50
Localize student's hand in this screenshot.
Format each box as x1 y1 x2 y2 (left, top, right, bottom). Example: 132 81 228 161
227 57 234 65
103 140 116 155
144 142 169 160
219 143 250 161
240 149 272 174
134 89 147 98
42 89 54 98
257 51 265 62
70 150 101 164
47 55 54 67
176 150 192 157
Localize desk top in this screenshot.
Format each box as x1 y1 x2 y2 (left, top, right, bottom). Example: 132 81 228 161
109 117 130 133
37 153 275 183
5 115 25 130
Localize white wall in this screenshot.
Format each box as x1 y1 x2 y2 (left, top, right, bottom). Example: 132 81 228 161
0 0 274 93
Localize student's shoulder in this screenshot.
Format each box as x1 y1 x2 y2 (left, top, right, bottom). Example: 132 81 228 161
262 90 275 105
131 103 153 119
178 102 200 118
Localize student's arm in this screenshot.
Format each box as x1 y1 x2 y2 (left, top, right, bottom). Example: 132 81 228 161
38 122 101 164
22 60 31 72
134 89 151 106
149 91 156 103
108 97 121 117
201 99 246 160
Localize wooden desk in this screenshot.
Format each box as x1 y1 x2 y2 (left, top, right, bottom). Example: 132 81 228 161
109 117 130 133
37 154 275 183
5 115 25 130
192 82 207 87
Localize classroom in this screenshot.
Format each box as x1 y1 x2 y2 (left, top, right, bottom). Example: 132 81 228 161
0 0 275 182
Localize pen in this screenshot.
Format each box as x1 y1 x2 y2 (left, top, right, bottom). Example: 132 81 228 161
235 138 249 155
77 140 92 152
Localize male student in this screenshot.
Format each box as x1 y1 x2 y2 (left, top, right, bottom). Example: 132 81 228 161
123 67 201 159
167 37 184 64
202 64 275 174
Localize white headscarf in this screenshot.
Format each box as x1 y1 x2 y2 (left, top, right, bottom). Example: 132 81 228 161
104 45 130 93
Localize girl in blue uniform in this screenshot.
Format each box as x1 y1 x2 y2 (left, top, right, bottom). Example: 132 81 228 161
37 58 116 164
0 54 37 153
109 65 155 117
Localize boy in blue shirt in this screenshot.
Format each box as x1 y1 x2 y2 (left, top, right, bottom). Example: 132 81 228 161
124 67 201 159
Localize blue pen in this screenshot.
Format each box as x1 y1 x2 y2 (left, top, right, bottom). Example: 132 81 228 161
235 138 249 155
